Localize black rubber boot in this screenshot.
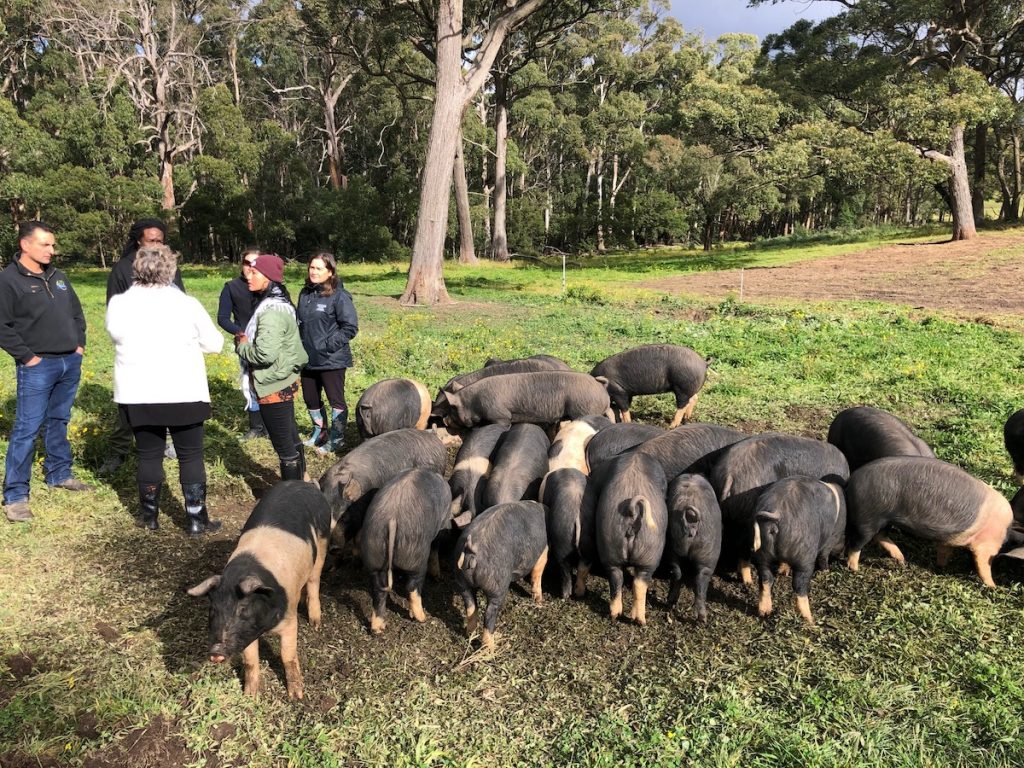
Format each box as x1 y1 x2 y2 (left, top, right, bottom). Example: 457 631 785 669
137 482 161 530
280 454 304 481
182 482 221 536
242 409 267 441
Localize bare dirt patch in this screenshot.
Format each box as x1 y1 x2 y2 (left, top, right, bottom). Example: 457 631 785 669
641 231 1024 318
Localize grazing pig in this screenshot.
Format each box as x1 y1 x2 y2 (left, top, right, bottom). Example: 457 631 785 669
751 477 846 624
355 378 432 438
484 353 571 369
431 355 572 421
585 423 665 468
1006 408 1024 482
449 424 508 528
360 469 452 633
483 423 550 508
187 481 331 699
711 433 849 583
454 501 549 649
665 474 722 622
539 468 589 599
442 371 612 429
636 423 746 481
845 457 1012 588
548 415 612 474
319 429 447 544
595 452 668 625
590 344 707 427
827 405 934 471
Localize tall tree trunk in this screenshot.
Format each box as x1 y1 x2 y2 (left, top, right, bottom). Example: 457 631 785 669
490 63 510 262
160 151 175 211
972 122 987 223
454 126 477 264
400 0 462 305
595 148 605 252
948 124 977 241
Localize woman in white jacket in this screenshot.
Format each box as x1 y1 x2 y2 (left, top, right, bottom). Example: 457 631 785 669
106 245 224 534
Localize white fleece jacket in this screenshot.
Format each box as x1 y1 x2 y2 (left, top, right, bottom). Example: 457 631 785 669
106 285 224 404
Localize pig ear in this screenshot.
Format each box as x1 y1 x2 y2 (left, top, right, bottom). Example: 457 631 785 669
593 375 610 389
443 390 461 405
237 575 268 596
337 468 353 485
343 478 363 501
186 575 221 597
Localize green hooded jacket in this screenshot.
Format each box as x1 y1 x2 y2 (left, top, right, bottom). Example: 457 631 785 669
236 300 308 398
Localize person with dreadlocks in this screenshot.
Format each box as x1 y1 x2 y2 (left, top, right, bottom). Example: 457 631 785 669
235 254 309 481
99 218 184 475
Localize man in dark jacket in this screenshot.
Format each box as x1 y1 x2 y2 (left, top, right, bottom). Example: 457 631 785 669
99 218 182 474
0 221 93 522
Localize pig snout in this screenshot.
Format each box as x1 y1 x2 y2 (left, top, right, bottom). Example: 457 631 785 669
208 644 229 663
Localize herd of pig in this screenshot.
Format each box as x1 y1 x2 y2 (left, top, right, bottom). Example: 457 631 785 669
185 344 1024 699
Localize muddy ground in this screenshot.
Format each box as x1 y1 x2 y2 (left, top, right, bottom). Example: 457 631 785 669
639 230 1024 319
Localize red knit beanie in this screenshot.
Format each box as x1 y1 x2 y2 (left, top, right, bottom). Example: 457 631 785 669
252 253 284 283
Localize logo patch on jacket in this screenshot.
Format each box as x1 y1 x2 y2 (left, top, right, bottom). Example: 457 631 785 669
55 280 68 291
316 303 327 312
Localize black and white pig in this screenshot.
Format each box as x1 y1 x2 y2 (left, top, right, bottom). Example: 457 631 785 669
711 433 849 584
187 481 331 699
827 405 934 471
355 378 433 439
750 476 846 624
453 501 549 649
360 469 452 633
595 452 668 625
1005 408 1024 482
548 415 612 474
636 423 746 481
665 474 722 622
319 429 447 545
539 468 589 599
449 424 508 528
585 423 665 468
590 344 707 427
442 371 612 429
482 423 550 508
845 457 1012 588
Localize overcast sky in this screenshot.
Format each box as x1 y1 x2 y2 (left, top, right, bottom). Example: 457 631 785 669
668 0 835 43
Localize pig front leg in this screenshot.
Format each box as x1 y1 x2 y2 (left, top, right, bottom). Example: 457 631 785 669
368 570 389 634
278 614 304 700
481 590 508 650
306 542 328 630
629 569 653 626
607 566 625 621
242 640 261 697
693 564 713 623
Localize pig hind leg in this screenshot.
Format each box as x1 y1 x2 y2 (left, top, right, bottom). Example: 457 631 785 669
791 565 815 625
693 564 713 623
556 556 573 600
481 590 508 650
607 566 625 621
529 547 548 604
460 583 479 635
756 562 775 618
574 561 591 598
407 567 429 623
368 570 389 634
665 559 683 609
845 516 883 572
968 494 1013 588
872 533 906 565
629 569 653 626
669 391 699 429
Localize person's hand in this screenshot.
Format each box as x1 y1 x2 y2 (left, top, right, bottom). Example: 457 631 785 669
25 356 41 367
75 346 84 355
236 333 248 345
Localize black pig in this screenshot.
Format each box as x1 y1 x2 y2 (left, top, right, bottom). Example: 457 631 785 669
751 476 846 624
1006 408 1024 482
590 344 707 427
585 423 665 468
449 424 508 528
539 468 589 599
187 481 332 699
454 501 549 649
827 405 934 471
636 423 746 481
483 423 551 508
319 429 447 544
355 378 433 438
595 452 668 625
442 371 612 429
431 356 572 421
845 457 1012 587
665 474 722 622
360 469 452 633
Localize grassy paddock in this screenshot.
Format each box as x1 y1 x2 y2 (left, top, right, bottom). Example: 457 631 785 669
1 231 1023 767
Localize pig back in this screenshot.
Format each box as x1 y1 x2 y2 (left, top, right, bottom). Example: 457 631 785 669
241 480 333 551
586 423 665 468
448 371 611 428
455 501 548 590
361 469 452 572
450 424 508 524
483 424 551 507
595 453 668 569
827 406 934 471
637 423 746 480
355 378 432 438
590 344 707 396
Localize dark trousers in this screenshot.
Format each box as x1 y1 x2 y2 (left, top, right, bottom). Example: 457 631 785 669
133 423 205 485
301 368 347 412
259 400 301 461
109 405 135 458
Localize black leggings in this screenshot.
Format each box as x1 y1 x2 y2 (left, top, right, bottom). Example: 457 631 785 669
134 423 205 485
259 399 301 461
301 368 347 412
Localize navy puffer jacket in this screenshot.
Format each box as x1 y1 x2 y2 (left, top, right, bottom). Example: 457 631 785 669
296 282 358 370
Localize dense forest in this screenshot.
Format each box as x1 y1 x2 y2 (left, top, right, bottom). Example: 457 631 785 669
1 1 1022 292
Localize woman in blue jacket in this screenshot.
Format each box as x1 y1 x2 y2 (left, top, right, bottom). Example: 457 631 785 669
296 252 358 453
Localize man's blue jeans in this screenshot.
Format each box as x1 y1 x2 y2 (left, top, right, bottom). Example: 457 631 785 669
3 353 83 504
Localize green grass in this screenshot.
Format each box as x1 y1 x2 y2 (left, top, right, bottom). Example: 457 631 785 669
1 227 1023 767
